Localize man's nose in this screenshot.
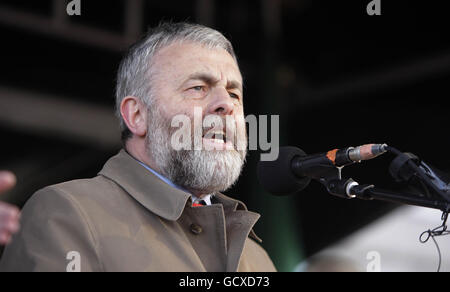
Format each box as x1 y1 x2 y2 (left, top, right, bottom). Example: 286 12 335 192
206 88 235 116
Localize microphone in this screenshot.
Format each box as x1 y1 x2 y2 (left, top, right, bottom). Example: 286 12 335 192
257 144 388 196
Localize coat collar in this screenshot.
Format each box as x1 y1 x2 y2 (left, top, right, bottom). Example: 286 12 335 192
99 149 191 221
98 150 262 243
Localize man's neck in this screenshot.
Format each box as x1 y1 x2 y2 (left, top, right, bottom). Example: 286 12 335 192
125 140 161 174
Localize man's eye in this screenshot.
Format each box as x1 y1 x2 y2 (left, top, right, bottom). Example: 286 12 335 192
229 92 239 99
191 86 204 91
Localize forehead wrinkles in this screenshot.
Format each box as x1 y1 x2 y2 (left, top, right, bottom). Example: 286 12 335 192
154 43 241 83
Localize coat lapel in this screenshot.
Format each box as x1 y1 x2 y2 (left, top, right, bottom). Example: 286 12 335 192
214 193 262 271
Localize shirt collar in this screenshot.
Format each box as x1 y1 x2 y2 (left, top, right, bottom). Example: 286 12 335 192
136 161 213 206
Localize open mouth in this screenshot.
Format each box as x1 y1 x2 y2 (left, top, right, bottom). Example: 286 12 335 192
205 131 226 143
202 130 233 150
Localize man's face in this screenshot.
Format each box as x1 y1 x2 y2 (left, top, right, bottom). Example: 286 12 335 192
145 41 247 196
151 41 244 140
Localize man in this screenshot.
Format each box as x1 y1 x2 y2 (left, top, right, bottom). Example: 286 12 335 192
0 171 20 245
0 22 276 272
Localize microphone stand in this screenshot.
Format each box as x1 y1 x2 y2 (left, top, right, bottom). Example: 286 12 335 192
300 143 450 272
324 178 450 212
320 145 450 212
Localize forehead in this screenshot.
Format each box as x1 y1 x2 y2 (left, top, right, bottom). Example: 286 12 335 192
151 41 242 85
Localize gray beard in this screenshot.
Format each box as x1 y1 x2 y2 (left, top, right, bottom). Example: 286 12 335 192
145 109 247 195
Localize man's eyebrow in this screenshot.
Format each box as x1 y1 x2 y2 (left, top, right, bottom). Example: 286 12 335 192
226 80 243 92
182 72 243 92
184 72 219 85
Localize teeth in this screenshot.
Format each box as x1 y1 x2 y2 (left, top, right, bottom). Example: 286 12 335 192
205 131 226 142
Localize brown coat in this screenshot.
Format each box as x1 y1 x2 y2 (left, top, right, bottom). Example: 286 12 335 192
0 150 276 272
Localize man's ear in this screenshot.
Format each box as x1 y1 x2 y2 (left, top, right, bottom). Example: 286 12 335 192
120 96 147 137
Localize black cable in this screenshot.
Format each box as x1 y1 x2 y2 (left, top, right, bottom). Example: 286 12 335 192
385 145 403 156
419 212 450 272
384 146 450 271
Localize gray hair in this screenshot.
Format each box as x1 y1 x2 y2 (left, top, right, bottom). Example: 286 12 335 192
115 22 237 143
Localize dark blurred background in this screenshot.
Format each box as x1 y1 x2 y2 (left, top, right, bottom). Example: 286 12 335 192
0 0 449 271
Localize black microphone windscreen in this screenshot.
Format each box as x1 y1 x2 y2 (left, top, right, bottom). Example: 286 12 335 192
257 146 311 196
